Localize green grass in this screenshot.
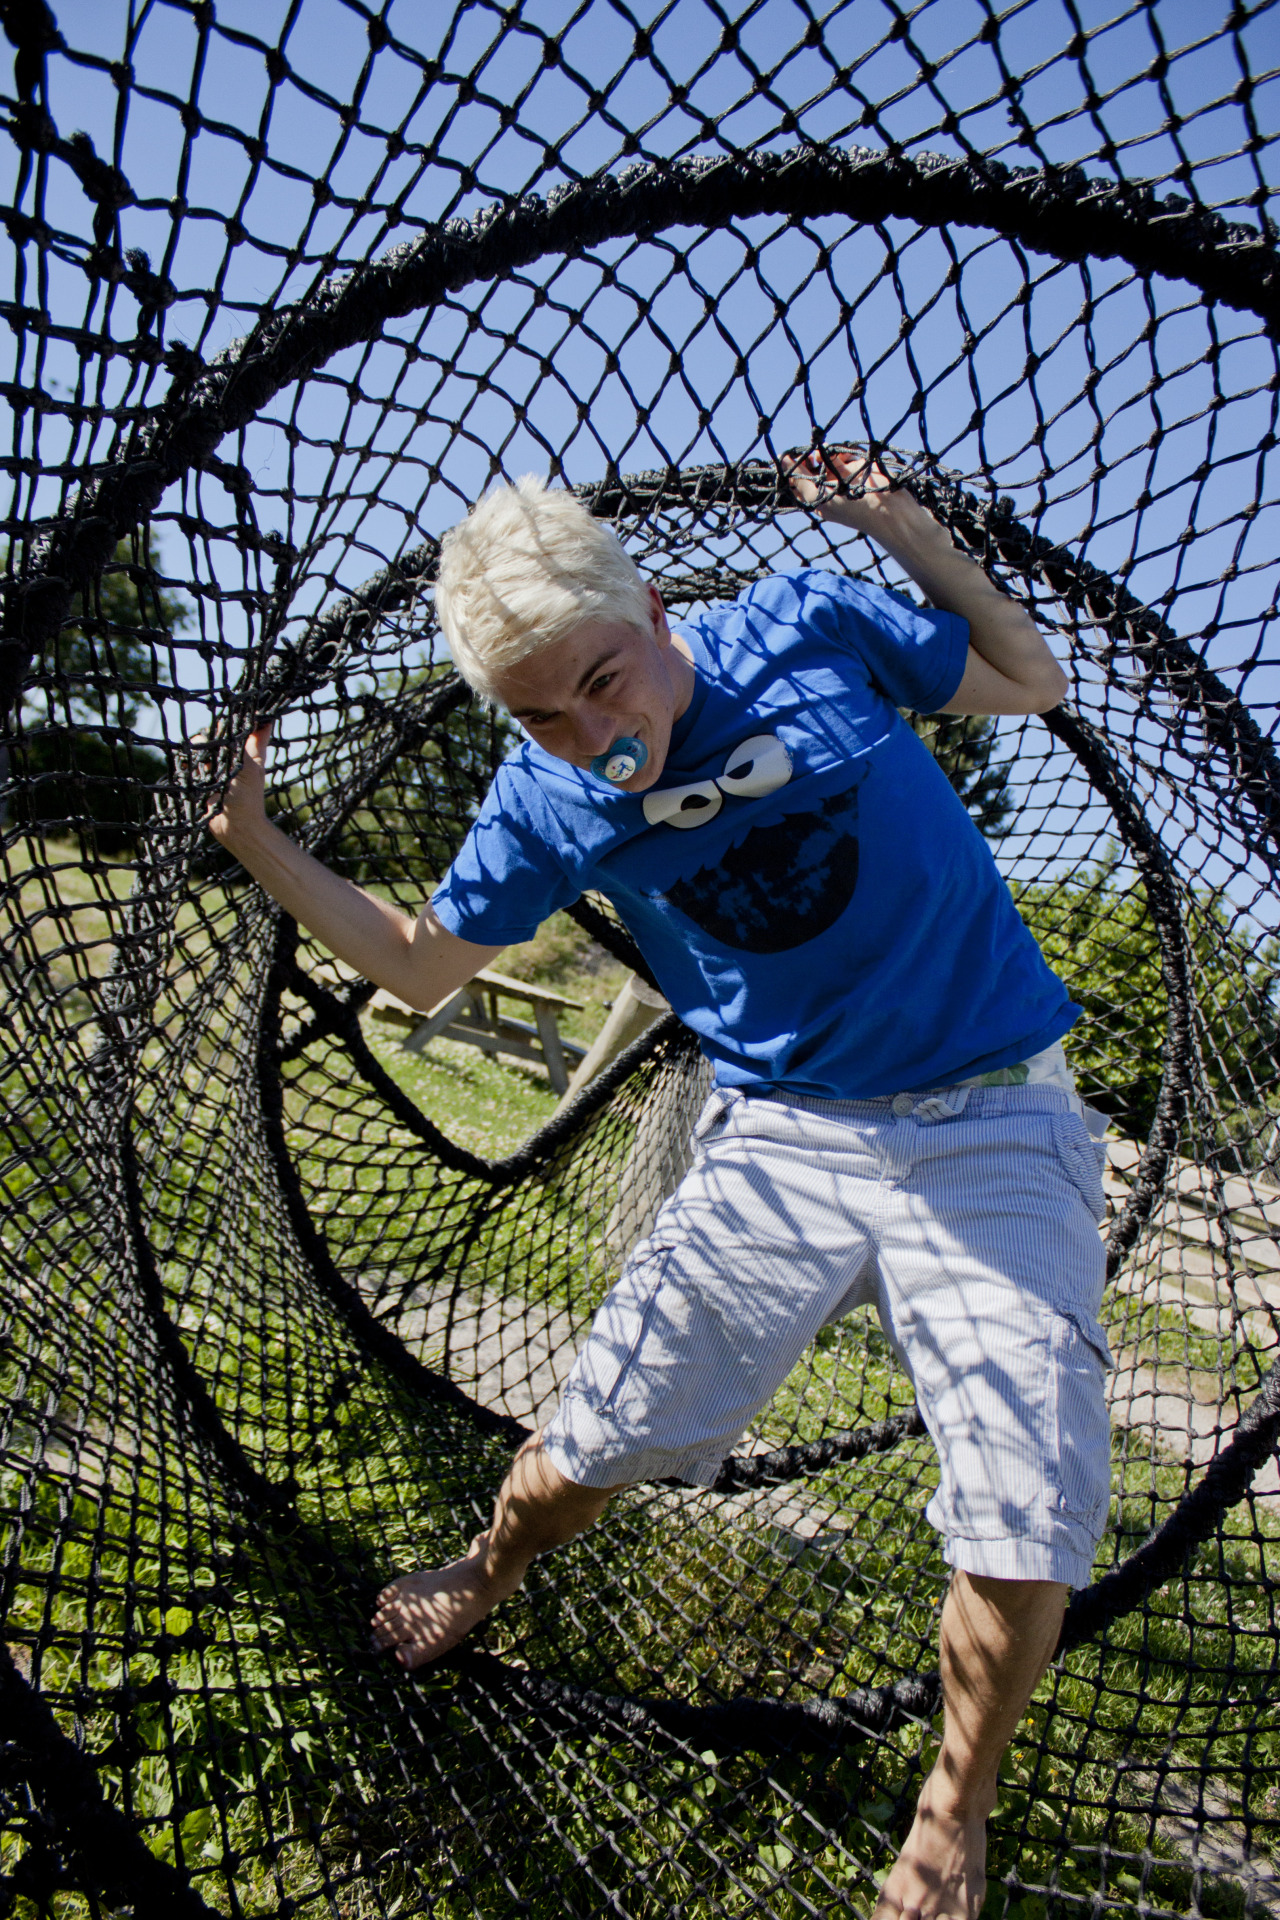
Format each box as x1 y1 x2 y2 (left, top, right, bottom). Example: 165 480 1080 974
355 905 631 1156
274 946 1280 1913
5 844 1280 1917
361 1022 561 1158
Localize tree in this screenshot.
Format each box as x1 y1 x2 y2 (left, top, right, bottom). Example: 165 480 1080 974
1016 853 1280 1152
13 535 191 855
329 668 517 889
908 709 1012 838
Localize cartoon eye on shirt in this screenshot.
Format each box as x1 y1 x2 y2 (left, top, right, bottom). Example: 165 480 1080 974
642 734 793 830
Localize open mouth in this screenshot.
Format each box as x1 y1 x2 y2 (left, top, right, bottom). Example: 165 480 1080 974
658 783 860 953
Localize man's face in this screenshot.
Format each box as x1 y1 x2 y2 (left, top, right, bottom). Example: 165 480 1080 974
490 585 695 793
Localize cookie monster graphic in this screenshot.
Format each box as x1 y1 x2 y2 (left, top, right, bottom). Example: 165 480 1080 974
640 735 867 954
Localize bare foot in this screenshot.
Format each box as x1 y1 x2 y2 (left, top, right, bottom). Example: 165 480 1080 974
370 1534 524 1671
871 1786 989 1920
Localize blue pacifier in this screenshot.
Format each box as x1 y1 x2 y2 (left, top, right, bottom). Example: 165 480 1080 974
591 735 648 785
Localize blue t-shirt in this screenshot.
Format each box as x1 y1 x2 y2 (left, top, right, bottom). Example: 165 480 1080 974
432 569 1079 1098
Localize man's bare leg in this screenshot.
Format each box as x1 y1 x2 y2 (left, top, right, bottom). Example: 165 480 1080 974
371 1433 625 1671
873 1573 1067 1920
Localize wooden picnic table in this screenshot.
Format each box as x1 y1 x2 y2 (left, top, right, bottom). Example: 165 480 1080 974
367 967 588 1095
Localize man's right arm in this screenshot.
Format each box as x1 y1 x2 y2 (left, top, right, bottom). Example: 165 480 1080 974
208 724 504 1010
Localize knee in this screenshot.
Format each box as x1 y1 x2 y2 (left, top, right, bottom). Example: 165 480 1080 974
964 1573 1068 1601
953 1570 1069 1629
518 1431 633 1506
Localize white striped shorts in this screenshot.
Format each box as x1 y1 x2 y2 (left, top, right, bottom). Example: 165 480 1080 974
541 1081 1114 1588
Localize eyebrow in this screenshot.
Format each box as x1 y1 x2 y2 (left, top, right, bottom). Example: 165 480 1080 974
508 648 619 720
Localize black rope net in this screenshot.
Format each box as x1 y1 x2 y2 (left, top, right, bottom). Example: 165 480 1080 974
3 1 1280 1914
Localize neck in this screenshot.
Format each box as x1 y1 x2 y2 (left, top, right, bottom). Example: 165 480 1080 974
670 632 697 720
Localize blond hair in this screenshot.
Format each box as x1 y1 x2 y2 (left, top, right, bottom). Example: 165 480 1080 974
434 475 651 699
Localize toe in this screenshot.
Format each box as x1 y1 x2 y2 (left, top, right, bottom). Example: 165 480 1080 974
371 1608 404 1647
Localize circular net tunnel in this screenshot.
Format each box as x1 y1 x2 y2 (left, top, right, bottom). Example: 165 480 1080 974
2 3 1280 1915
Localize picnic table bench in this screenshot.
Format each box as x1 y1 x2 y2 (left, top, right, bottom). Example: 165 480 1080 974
367 968 588 1095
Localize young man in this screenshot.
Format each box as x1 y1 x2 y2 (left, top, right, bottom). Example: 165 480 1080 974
210 454 1111 1920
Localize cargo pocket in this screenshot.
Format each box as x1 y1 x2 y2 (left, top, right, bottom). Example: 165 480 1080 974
1051 1107 1108 1225
1046 1309 1113 1536
569 1261 668 1412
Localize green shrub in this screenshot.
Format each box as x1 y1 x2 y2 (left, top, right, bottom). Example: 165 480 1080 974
1016 855 1279 1142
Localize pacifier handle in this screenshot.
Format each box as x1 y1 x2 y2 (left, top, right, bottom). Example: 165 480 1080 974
591 736 648 785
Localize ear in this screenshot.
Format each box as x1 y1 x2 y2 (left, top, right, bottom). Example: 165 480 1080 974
648 582 672 644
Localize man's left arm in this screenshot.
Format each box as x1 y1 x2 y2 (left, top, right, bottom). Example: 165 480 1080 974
787 451 1068 716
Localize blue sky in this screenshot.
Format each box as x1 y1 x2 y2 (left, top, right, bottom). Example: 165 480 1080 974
5 0 1280 920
